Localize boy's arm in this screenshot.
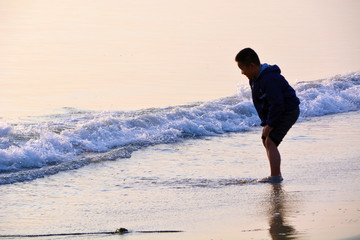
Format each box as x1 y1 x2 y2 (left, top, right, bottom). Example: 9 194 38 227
252 94 267 126
264 75 285 127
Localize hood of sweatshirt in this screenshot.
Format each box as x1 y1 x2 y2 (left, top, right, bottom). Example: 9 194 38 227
256 64 281 80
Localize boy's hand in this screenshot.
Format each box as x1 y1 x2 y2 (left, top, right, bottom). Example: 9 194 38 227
262 125 273 137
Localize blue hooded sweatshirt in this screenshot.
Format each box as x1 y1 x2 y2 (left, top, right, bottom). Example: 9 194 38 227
249 64 300 127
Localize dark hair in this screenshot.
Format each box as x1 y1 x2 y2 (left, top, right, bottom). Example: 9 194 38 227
235 48 260 66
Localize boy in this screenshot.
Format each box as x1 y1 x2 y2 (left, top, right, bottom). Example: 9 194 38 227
235 48 300 183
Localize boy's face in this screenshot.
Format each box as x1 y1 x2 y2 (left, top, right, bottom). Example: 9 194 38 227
237 62 259 80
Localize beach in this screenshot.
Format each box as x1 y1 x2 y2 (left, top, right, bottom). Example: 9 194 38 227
1 0 360 239
0 110 359 240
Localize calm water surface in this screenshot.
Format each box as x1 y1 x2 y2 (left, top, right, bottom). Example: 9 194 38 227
0 0 359 120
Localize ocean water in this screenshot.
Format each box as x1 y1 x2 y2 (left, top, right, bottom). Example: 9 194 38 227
0 87 359 239
0 72 359 239
1 0 360 119
0 71 359 185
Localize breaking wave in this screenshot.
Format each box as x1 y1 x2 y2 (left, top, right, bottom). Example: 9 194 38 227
0 71 359 184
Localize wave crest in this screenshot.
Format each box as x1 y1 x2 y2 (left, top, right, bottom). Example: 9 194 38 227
1 71 359 184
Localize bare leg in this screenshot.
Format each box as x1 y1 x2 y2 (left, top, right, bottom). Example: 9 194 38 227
262 137 281 176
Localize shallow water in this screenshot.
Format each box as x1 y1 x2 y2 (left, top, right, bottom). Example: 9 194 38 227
0 111 359 239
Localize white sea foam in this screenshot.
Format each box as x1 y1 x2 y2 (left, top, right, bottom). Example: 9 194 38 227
0 71 359 184
297 71 360 117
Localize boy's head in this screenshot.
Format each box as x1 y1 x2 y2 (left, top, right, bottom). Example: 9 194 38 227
235 48 260 66
235 48 261 80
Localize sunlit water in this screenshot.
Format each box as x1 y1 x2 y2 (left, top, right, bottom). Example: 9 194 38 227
1 0 359 120
0 111 359 240
0 72 359 184
1 0 360 239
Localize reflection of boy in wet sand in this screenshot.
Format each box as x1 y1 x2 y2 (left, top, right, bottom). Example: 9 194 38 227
235 48 300 183
268 184 297 239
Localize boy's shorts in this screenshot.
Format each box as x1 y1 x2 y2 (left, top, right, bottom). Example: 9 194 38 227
262 107 300 146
